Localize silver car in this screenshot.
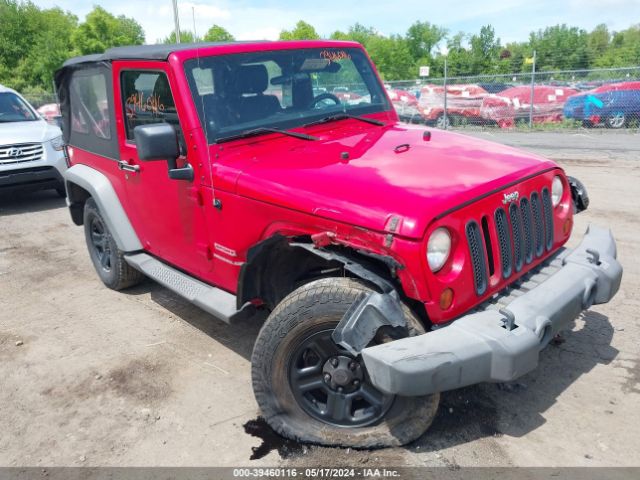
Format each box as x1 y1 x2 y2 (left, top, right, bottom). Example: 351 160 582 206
0 84 67 197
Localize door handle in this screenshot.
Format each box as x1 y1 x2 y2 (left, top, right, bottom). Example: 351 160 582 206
118 160 140 173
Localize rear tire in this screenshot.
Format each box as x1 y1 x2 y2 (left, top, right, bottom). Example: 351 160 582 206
251 277 440 447
83 197 144 290
55 186 66 198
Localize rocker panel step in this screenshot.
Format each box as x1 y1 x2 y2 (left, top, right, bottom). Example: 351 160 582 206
125 253 238 323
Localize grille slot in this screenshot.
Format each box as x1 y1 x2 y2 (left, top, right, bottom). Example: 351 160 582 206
509 202 524 272
466 220 488 295
520 197 534 264
0 143 44 165
530 191 544 257
541 187 554 251
494 208 512 278
481 215 495 276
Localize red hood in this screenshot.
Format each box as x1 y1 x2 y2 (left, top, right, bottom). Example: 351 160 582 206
214 122 557 239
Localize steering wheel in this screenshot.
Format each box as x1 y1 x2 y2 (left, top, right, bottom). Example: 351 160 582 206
309 93 341 109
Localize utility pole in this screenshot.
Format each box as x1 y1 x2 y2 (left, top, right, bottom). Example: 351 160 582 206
442 57 448 130
192 6 197 41
529 50 536 128
172 0 181 43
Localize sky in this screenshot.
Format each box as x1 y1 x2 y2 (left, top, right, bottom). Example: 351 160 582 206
30 0 640 46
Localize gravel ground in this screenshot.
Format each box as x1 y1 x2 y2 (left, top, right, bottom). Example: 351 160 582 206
0 131 638 467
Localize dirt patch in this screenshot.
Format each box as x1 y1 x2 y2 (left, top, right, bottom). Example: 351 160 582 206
42 357 174 405
617 358 640 395
107 357 174 403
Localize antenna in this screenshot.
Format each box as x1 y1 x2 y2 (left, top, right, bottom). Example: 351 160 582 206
171 0 181 43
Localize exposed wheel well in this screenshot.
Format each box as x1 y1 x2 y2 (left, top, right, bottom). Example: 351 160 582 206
237 235 429 327
66 181 92 225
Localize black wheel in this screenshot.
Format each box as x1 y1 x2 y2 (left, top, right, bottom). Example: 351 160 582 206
55 186 66 198
251 277 440 447
83 197 144 290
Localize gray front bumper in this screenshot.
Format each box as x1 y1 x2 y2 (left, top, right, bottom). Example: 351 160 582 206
361 224 623 396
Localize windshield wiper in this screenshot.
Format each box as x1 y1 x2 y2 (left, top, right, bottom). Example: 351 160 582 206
303 113 385 128
216 127 318 144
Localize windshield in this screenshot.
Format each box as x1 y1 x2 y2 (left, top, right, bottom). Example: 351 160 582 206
0 92 39 123
184 47 390 143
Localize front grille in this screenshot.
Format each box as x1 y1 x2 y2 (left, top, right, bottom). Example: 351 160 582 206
466 221 488 295
0 143 44 165
466 188 555 296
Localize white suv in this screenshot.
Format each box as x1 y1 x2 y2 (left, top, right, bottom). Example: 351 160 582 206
0 84 67 197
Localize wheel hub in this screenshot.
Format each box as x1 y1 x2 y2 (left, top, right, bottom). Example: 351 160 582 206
288 328 395 427
322 355 363 393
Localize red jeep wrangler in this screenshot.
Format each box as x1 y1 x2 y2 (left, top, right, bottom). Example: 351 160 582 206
55 41 622 447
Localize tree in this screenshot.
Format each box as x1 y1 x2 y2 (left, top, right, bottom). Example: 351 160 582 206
469 25 502 73
162 30 196 44
528 24 589 71
71 6 144 55
366 35 414 80
443 32 474 76
279 20 319 40
405 21 446 60
0 0 77 92
203 25 234 42
330 23 377 47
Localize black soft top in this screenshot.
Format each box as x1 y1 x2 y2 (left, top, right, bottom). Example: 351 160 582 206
62 41 263 67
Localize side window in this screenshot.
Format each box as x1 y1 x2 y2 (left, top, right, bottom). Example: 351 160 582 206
121 70 181 140
70 73 110 139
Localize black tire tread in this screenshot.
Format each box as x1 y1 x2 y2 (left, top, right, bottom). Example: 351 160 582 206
84 198 144 291
251 277 439 448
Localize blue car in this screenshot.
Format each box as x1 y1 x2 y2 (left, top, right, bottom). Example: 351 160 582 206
564 85 640 128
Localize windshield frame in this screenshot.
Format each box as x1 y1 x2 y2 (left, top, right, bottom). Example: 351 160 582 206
183 47 391 144
0 92 40 123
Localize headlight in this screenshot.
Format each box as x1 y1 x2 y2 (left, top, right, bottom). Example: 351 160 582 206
50 135 64 151
552 175 563 207
427 227 451 272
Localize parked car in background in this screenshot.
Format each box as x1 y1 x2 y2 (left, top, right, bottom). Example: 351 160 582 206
36 102 62 126
563 81 640 128
418 84 489 128
0 84 67 197
480 85 578 128
386 87 421 122
477 82 511 94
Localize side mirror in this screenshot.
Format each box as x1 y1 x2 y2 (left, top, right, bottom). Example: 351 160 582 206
133 123 179 161
133 123 193 181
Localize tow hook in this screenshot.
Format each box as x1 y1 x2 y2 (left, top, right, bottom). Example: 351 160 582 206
500 307 516 331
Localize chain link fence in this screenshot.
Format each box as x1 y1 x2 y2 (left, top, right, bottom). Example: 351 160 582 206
386 66 640 131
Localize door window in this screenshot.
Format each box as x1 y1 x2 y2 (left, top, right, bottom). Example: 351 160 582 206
121 70 181 140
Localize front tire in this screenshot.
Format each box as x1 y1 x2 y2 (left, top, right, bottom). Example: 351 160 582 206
605 111 626 129
251 277 440 447
83 198 144 290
